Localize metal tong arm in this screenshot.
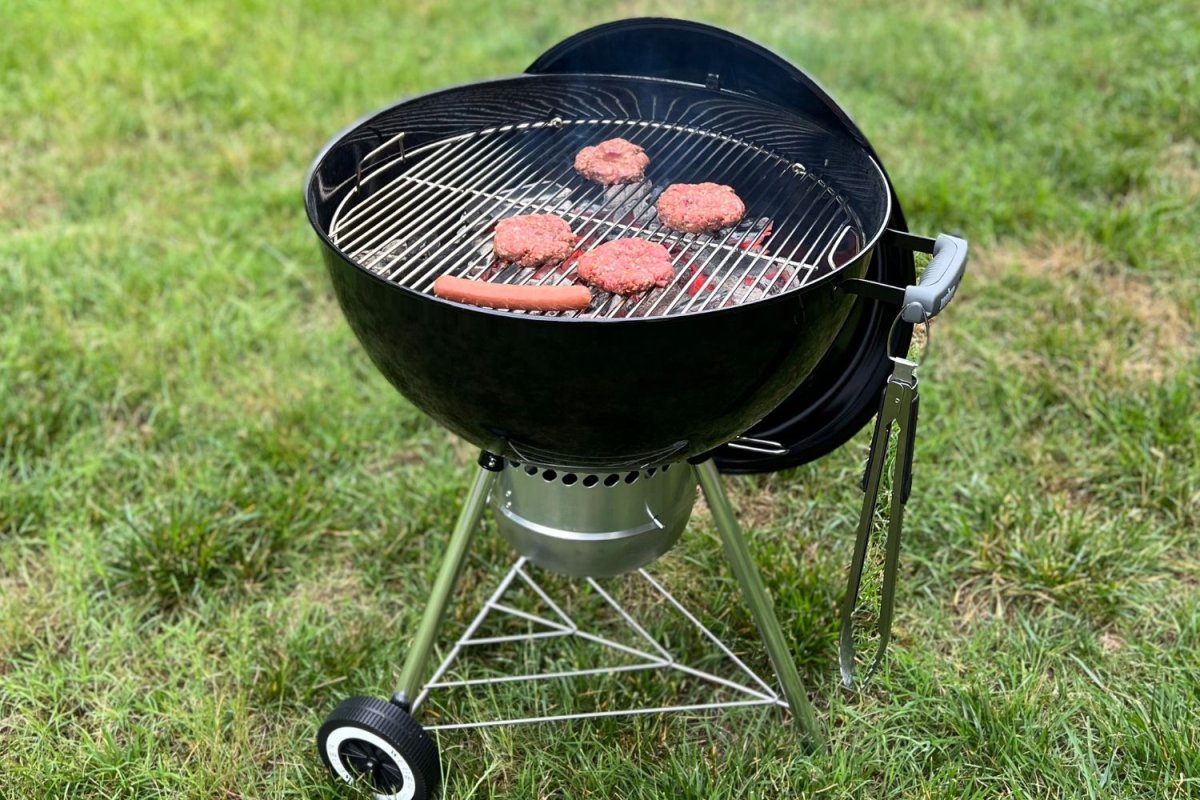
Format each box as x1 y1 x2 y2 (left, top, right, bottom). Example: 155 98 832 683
838 358 920 688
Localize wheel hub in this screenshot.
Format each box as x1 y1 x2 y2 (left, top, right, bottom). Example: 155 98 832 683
339 739 405 792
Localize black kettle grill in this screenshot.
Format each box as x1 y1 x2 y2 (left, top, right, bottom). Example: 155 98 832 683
304 18 966 800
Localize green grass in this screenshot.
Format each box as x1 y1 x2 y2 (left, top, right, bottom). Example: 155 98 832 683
2 0 1198 797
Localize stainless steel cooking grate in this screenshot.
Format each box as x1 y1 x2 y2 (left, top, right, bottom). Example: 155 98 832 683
329 117 863 319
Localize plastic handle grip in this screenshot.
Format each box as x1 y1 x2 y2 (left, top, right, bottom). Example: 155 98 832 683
901 234 967 322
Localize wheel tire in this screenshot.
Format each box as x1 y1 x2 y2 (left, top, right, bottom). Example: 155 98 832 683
317 696 441 800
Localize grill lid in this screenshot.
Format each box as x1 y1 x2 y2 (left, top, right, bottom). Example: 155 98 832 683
528 18 916 472
528 17 872 154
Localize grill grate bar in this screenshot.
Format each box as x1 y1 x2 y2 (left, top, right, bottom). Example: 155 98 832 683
329 118 863 320
681 177 840 314
396 120 663 295
338 121 613 274
595 139 791 318
331 130 487 239
432 120 692 300
387 120 654 290
445 125 800 319
510 128 755 317
647 160 808 317
334 120 586 243
497 122 754 318
401 119 731 306
775 196 853 293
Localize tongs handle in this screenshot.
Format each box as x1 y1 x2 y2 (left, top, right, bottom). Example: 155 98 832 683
839 357 920 688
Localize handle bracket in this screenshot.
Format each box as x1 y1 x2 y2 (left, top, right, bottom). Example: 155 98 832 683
838 229 968 322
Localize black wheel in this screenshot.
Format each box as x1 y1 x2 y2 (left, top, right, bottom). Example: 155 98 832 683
317 696 440 800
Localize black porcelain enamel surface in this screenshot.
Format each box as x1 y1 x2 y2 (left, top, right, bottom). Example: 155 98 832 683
305 20 916 470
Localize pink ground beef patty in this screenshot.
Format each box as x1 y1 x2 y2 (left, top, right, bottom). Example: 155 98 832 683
492 214 578 267
574 138 650 185
575 238 675 295
655 182 746 234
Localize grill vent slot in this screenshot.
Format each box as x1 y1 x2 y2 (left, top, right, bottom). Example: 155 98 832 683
510 463 676 488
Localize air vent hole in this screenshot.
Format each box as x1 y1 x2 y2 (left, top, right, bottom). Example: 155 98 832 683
524 466 538 476
562 473 578 486
604 474 620 487
542 469 557 482
582 475 599 488
624 471 639 484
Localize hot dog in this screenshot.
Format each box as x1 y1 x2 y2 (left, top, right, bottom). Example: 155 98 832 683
433 275 592 312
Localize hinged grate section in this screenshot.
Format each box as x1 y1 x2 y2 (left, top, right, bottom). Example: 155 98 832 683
330 117 863 319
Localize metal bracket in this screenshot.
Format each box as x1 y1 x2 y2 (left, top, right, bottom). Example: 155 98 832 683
478 451 505 472
355 130 406 191
883 228 936 255
837 228 941 306
726 436 789 456
838 277 904 305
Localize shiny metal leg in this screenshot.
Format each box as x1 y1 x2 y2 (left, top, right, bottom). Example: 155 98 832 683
394 463 496 708
694 460 824 747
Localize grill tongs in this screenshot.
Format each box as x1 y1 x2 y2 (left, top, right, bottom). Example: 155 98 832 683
838 233 967 688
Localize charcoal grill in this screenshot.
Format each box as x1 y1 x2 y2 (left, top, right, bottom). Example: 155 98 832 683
305 18 966 800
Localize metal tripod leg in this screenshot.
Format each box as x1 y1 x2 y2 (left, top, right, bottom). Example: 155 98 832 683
393 459 498 709
694 460 824 748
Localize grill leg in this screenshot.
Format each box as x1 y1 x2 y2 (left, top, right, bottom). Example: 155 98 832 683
694 460 824 748
393 461 497 710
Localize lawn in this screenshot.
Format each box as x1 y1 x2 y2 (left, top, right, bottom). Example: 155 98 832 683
2 0 1198 797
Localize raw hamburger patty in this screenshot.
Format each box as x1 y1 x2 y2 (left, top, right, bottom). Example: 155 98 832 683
656 182 746 234
575 238 675 295
493 214 577 267
574 138 650 185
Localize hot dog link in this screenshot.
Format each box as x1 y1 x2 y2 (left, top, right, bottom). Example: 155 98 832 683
433 275 592 312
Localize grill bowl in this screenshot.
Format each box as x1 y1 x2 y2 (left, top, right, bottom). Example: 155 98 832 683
306 74 891 468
